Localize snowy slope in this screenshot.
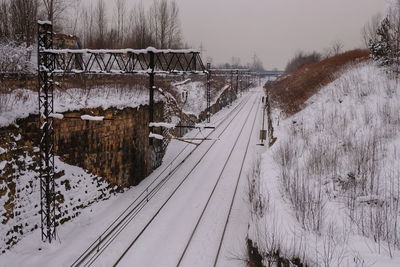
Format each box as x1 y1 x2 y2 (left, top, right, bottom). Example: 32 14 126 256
0 144 119 255
174 81 207 116
249 62 400 266
173 81 231 117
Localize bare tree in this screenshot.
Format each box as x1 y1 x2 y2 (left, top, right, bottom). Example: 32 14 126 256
69 0 82 35
9 0 38 45
0 1 10 40
284 51 321 73
94 0 107 48
128 2 152 48
72 0 183 50
387 1 400 75
148 0 160 47
41 0 67 29
166 1 181 48
148 0 182 48
324 40 344 58
114 0 126 48
362 13 382 48
331 41 344 55
79 4 95 47
158 0 168 48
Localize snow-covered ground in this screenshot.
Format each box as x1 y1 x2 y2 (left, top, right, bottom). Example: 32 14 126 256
249 62 400 266
173 80 232 117
0 135 121 255
1 84 265 266
174 81 208 116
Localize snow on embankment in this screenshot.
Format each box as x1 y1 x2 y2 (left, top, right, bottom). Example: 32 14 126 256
249 62 400 266
0 86 153 128
174 81 207 116
0 140 119 253
173 80 231 117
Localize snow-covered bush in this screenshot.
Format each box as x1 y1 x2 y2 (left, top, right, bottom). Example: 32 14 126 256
249 62 400 266
0 41 34 73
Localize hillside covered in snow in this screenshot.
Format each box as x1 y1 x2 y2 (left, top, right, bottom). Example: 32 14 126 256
249 61 400 266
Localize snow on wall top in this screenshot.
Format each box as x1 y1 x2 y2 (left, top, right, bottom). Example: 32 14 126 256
37 20 52 25
43 47 199 55
0 86 160 127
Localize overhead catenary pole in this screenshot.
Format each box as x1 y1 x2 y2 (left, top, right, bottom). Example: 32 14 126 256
236 70 239 95
206 63 211 123
149 51 155 145
37 20 57 243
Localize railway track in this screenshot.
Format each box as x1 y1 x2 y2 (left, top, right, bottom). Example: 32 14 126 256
71 92 253 267
176 92 261 267
112 90 262 267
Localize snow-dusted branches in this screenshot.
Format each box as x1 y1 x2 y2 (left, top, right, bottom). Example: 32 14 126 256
0 41 34 73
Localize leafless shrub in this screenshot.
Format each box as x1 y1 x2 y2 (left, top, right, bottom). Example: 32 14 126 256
0 90 29 112
284 51 322 74
0 93 13 112
0 0 38 45
274 138 326 232
362 13 382 48
320 223 347 267
247 158 268 219
0 41 34 73
324 41 344 58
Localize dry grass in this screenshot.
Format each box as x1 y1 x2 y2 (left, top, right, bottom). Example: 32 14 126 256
267 49 371 115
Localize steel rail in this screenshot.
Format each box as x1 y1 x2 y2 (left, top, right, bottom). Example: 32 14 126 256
176 92 261 267
112 93 256 267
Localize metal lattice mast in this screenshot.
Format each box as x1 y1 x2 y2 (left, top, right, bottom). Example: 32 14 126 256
236 70 239 95
38 21 57 243
149 51 155 145
206 63 211 123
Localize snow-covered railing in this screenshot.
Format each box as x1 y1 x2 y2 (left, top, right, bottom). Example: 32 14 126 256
42 47 199 55
39 46 207 76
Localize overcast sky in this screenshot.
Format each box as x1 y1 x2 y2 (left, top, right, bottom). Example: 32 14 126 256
125 0 388 69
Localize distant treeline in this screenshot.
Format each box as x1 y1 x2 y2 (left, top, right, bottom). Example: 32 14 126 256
0 0 183 49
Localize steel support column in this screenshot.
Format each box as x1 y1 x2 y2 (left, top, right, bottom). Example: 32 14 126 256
38 21 56 243
206 63 211 123
236 70 239 95
149 52 155 145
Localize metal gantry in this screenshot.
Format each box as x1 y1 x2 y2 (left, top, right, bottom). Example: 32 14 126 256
209 68 255 93
37 21 207 243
